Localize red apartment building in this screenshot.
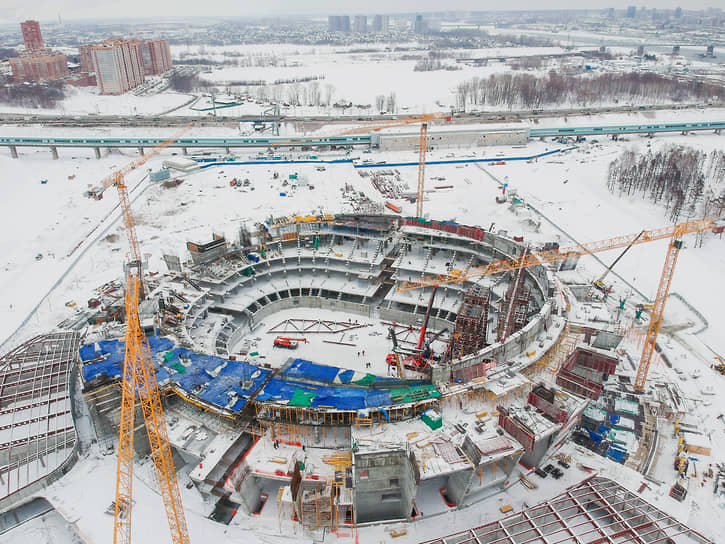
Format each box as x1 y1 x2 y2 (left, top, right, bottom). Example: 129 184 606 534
10 21 68 82
21 20 44 51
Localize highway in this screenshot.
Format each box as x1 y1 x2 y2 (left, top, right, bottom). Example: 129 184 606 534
0 102 718 128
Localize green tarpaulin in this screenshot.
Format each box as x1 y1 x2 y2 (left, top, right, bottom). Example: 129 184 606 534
289 389 316 406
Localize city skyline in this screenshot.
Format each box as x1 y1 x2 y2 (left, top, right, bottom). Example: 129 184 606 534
1 1 722 25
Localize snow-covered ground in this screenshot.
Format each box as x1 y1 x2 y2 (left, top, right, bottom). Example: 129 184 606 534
1 123 724 354
1 115 724 542
3 38 721 119
0 86 193 116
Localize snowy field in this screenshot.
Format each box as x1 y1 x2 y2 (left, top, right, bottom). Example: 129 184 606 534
1 118 725 542
2 38 720 119
0 86 194 116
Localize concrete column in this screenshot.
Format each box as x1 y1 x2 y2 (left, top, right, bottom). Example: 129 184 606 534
182 147 188 155
50 146 58 160
9 146 18 159
225 147 230 155
138 147 144 155
94 147 101 159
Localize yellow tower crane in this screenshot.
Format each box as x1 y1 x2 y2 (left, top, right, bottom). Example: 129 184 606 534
416 122 428 219
396 218 722 393
92 125 193 544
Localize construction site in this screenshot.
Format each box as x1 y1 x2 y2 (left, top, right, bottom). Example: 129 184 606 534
1 108 725 544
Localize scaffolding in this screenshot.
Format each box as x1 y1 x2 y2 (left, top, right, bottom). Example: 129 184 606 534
324 451 353 536
497 263 531 343
449 286 490 361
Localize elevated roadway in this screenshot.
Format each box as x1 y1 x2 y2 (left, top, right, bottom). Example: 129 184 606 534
1 121 723 159
530 120 725 137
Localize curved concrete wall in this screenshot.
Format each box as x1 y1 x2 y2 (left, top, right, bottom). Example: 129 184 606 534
183 217 557 383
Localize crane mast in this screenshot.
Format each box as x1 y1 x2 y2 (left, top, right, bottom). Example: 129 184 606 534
416 122 428 219
634 231 683 392
108 127 192 544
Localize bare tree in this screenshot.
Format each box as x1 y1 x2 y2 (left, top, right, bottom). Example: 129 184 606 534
375 94 386 113
308 81 321 107
386 91 397 114
324 83 335 107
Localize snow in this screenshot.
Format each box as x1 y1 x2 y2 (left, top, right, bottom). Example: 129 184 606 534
1 111 725 543
0 86 193 116
235 307 395 377
1 509 81 544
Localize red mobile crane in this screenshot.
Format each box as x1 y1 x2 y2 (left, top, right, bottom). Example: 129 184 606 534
386 285 440 373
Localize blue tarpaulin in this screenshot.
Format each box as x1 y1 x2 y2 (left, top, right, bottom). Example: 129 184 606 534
80 340 270 413
609 414 620 425
256 378 400 411
280 359 426 388
337 370 355 384
606 446 627 464
282 359 341 384
81 343 439 413
586 429 603 444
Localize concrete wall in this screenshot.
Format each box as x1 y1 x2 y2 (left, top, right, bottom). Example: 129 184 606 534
238 473 263 514
521 433 555 468
446 468 472 506
442 436 522 506
377 127 530 151
353 449 416 523
378 307 452 332
251 296 371 327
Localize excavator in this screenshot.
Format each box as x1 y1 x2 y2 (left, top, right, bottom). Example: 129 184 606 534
592 230 644 295
712 356 725 375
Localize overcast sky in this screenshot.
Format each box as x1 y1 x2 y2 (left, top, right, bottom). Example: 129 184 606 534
2 0 719 24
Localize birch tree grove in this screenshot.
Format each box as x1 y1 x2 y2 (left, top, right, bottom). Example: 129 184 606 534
607 146 725 222
455 71 723 110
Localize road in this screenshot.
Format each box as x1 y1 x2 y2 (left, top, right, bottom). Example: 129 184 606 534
1 102 719 129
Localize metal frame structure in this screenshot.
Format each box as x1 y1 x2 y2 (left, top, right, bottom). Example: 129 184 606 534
420 476 714 544
266 318 369 334
0 332 79 504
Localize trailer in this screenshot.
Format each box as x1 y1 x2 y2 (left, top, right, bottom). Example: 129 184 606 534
385 201 402 213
